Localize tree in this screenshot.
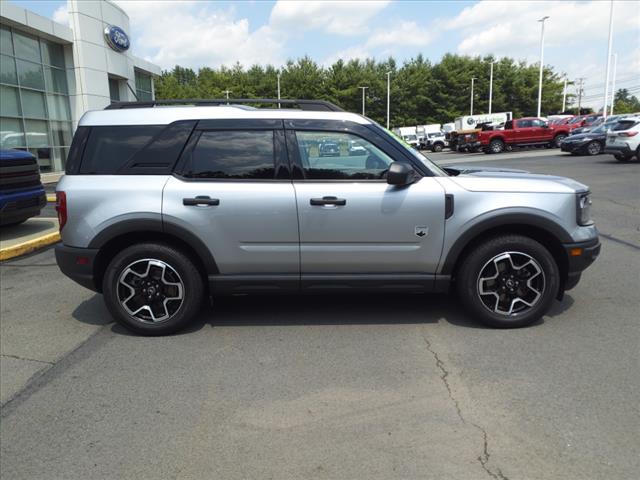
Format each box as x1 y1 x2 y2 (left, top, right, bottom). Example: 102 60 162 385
613 89 640 114
154 54 568 128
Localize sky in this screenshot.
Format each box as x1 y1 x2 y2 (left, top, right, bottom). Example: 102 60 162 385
9 0 640 110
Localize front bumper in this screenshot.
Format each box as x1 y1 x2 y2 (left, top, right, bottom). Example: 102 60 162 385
55 244 100 292
560 141 587 153
0 190 46 225
562 237 601 291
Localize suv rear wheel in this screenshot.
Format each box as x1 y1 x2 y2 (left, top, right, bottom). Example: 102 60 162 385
456 235 559 328
103 243 204 335
488 139 505 154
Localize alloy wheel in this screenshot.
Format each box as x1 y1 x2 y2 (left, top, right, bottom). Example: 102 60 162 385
587 141 601 155
477 251 545 316
117 259 184 323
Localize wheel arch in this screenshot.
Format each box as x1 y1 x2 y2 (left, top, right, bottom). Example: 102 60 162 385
441 214 572 289
89 219 217 293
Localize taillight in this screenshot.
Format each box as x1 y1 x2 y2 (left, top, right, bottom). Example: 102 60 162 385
56 191 67 231
619 131 638 137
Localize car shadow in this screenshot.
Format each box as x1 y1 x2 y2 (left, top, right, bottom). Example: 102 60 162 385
71 292 576 336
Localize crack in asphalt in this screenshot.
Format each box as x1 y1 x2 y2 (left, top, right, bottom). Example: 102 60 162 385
599 233 640 251
0 354 54 365
421 333 509 480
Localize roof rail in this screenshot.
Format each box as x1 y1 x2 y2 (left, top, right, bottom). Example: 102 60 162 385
105 98 344 112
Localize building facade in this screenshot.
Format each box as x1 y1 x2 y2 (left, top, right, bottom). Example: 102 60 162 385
1 0 161 173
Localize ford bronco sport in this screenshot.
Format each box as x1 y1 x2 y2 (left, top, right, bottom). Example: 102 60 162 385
55 99 600 335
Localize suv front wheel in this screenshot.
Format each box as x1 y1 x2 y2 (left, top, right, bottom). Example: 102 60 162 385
103 243 204 335
456 235 559 328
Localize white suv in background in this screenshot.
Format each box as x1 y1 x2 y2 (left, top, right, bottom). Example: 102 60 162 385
605 117 640 162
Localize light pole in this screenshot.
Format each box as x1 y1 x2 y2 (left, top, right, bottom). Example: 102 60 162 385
562 77 568 112
386 71 391 129
603 0 614 119
488 61 496 114
470 77 477 115
609 53 617 115
277 72 281 109
223 89 232 103
358 86 368 115
537 16 549 118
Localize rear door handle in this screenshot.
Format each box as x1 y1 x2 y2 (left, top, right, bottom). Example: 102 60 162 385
310 196 346 206
183 196 220 206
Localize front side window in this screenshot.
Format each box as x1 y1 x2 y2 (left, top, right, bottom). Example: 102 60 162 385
295 131 393 180
518 119 533 128
187 130 275 179
531 119 545 127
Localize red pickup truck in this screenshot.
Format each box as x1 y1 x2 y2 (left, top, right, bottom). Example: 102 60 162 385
475 117 571 154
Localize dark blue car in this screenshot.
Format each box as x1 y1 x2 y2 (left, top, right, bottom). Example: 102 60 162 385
0 149 46 226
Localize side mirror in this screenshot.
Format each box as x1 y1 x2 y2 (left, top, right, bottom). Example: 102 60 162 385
387 162 415 186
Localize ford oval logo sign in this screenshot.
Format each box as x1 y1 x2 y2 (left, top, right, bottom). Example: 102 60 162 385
104 25 130 52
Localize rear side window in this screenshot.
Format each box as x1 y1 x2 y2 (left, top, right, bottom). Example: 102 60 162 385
612 120 639 131
185 130 275 179
79 125 163 174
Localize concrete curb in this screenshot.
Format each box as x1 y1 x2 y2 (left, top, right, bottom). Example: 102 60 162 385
0 232 60 261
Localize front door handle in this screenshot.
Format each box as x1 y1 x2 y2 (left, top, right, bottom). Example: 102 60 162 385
310 196 346 206
183 196 220 206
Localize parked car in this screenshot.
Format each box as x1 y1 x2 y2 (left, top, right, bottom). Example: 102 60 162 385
478 117 571 153
560 124 608 155
419 132 448 152
402 134 420 149
348 140 367 156
56 98 600 335
0 149 46 226
604 117 640 162
319 140 340 157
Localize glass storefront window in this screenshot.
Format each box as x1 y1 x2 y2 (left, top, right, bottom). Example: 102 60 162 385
21 90 47 118
135 70 153 101
0 117 25 148
25 119 50 147
1 54 17 85
17 59 45 90
1 26 13 55
47 94 71 121
29 147 52 172
0 85 21 117
44 67 68 94
40 40 65 68
50 121 72 146
13 31 41 63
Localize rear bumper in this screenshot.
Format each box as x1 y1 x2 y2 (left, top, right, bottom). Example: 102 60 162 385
562 237 601 291
604 144 633 156
55 244 100 292
0 189 46 225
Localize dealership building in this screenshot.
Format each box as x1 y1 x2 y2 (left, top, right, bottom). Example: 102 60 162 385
1 0 161 173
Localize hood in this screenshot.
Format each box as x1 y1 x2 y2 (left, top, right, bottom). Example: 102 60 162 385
445 165 588 194
565 131 605 141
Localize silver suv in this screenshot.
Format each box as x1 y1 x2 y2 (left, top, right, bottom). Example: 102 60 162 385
55 99 600 335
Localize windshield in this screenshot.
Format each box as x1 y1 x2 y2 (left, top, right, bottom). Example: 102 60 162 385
568 117 584 124
428 133 440 138
404 135 417 141
590 125 606 134
373 123 447 176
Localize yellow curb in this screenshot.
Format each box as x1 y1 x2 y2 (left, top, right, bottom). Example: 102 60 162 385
0 232 61 261
46 194 56 202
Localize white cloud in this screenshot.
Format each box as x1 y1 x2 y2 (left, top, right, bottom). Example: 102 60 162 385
270 0 390 36
113 1 285 69
365 21 432 48
449 0 640 59
52 4 68 26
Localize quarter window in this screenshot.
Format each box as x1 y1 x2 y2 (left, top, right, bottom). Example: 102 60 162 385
295 131 393 180
187 130 275 179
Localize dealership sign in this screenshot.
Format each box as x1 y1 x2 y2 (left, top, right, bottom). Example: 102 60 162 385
104 25 130 52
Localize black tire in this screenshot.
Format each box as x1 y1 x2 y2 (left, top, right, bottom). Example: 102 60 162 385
432 143 444 152
635 146 640 161
585 141 602 156
489 138 505 154
103 242 204 336
614 154 630 162
456 235 559 328
553 134 567 148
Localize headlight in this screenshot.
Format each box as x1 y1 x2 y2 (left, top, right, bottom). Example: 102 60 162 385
577 192 593 225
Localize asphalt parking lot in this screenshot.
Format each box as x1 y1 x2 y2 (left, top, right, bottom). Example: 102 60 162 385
1 150 638 479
